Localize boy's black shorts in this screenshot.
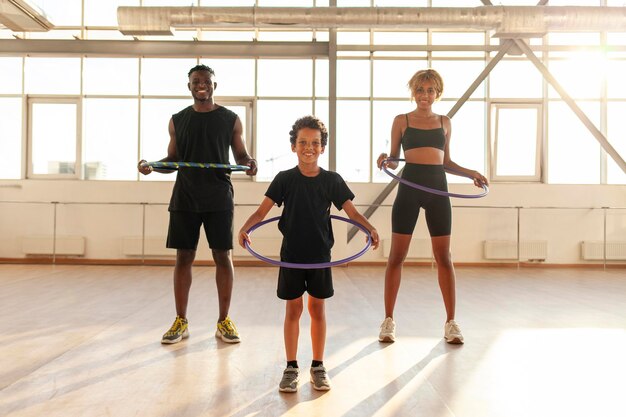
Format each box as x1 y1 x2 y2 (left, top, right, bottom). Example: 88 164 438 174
166 210 233 251
277 267 334 300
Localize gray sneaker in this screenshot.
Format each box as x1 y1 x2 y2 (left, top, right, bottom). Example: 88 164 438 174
279 366 299 392
310 365 331 391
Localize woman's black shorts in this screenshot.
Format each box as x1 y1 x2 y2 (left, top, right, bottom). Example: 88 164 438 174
391 163 451 237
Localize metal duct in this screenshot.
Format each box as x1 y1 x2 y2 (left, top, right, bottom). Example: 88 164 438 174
0 0 53 31
118 6 626 37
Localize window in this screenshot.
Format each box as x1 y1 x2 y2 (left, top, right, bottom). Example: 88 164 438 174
28 98 81 178
0 98 22 179
83 99 138 180
490 103 542 182
548 102 601 184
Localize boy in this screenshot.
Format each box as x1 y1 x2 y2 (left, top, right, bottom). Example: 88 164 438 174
238 115 379 392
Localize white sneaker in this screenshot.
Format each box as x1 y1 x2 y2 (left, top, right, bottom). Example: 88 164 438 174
378 317 396 343
444 320 464 344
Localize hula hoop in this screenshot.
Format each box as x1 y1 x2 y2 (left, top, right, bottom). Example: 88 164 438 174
382 158 488 199
244 215 372 269
142 161 250 171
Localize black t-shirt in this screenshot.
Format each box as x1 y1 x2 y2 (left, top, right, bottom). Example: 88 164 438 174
169 105 237 212
265 166 355 263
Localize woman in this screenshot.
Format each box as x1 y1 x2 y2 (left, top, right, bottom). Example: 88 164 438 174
377 68 488 344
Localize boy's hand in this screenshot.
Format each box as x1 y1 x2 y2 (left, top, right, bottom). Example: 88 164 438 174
369 229 380 250
238 230 251 248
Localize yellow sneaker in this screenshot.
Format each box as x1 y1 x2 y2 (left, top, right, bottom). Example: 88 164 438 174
215 316 241 343
161 315 189 344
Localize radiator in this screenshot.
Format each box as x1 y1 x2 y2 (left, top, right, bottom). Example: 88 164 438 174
122 237 175 257
21 235 85 256
382 238 432 259
483 240 548 261
581 241 626 260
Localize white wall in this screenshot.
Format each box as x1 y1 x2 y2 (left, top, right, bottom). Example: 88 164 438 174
1 179 625 265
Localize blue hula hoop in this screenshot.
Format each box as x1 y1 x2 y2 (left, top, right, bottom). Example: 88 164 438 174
382 158 488 199
244 215 372 269
142 161 250 171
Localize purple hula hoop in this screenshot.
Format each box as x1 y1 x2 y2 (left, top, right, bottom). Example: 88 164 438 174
244 215 372 269
382 158 488 199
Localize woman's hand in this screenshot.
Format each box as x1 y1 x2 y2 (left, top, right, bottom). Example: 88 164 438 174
377 153 398 170
472 171 489 188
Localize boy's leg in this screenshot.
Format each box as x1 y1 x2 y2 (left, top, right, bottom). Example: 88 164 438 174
308 295 326 361
284 298 304 361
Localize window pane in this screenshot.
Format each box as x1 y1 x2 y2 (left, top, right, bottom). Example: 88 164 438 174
31 0 82 26
494 107 539 177
0 98 22 179
548 102 600 184
83 99 138 180
25 58 80 94
607 103 626 185
315 59 328 98
433 60 485 98
256 100 313 182
606 60 626 99
257 60 312 97
84 0 139 26
84 58 139 95
257 31 314 41
336 100 370 182
373 60 426 98
337 60 370 97
437 101 486 183
490 60 542 98
373 31 427 45
372 100 408 183
139 99 189 182
312 100 330 172
141 58 198 96
337 31 370 46
0 57 22 94
31 103 77 175
203 59 255 97
548 56 603 99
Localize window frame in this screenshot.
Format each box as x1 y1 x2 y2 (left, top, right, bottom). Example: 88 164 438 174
27 96 82 179
489 101 543 183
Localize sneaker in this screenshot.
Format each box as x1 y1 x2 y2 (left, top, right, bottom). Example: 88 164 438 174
279 366 300 393
161 315 189 344
310 365 331 391
379 317 396 343
444 320 464 344
215 316 241 343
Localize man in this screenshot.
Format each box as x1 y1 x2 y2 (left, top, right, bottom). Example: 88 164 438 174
138 64 257 344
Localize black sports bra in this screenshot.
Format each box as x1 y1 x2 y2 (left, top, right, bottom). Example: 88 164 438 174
401 114 446 152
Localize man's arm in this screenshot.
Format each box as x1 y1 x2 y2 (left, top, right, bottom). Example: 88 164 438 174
138 117 178 175
231 116 257 176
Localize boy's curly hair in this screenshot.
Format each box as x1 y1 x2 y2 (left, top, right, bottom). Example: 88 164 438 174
289 115 328 146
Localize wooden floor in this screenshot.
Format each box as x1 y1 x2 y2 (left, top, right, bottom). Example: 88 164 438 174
1 264 625 417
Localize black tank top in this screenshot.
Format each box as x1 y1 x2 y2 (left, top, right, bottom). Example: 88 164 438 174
169 105 237 212
401 114 446 152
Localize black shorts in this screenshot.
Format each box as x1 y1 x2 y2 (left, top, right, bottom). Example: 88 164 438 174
277 267 334 300
166 210 234 250
391 163 452 237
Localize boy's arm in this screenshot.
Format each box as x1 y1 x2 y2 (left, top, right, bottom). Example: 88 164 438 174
341 200 379 250
237 197 275 248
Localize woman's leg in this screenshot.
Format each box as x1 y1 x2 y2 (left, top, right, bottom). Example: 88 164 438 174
384 233 413 318
431 235 455 322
